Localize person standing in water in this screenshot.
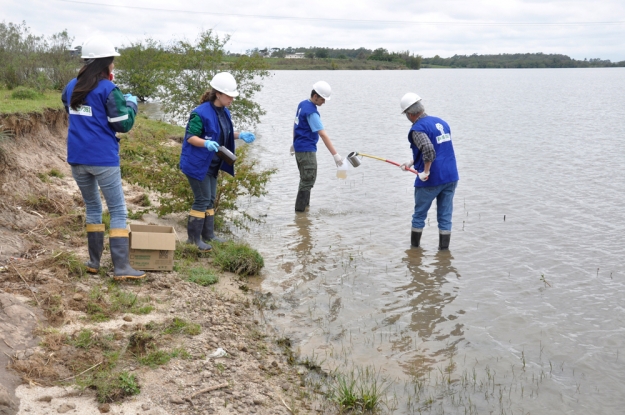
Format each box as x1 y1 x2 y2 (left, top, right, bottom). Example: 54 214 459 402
399 93 459 250
179 72 256 251
291 81 343 212
62 35 145 280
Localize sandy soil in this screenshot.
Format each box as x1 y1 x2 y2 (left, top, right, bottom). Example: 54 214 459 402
0 112 332 415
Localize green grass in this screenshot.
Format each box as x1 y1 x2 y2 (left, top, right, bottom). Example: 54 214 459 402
37 168 65 183
212 241 264 276
48 168 64 178
86 370 141 403
0 87 64 114
102 210 110 231
85 284 154 322
163 317 201 336
71 329 95 349
137 347 193 368
186 267 218 286
11 86 42 100
51 250 85 278
330 366 389 412
119 114 185 141
109 287 154 315
137 350 172 367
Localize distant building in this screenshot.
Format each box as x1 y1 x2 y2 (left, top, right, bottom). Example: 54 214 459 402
285 53 305 59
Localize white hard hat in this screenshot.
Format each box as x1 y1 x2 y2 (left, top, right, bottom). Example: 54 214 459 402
400 92 422 114
312 81 332 100
210 72 239 97
81 35 120 59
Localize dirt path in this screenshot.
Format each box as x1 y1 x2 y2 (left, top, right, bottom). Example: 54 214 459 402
0 112 333 415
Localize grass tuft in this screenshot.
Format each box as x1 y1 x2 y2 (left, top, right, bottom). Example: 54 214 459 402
330 366 389 412
11 86 42 100
90 370 141 403
71 329 94 349
212 241 264 276
163 317 201 336
186 267 218 286
50 250 85 278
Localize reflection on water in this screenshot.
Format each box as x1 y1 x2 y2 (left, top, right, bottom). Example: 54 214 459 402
395 250 461 343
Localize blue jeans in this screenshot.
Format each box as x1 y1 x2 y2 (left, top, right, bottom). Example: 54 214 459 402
186 173 218 212
412 181 458 232
71 165 127 229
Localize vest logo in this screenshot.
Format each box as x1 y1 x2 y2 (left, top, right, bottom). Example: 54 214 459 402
69 106 93 116
294 108 301 125
435 123 451 144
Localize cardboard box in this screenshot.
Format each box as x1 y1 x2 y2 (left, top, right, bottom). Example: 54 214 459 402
128 224 176 271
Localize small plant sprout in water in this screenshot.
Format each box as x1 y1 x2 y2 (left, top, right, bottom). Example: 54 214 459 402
540 274 551 288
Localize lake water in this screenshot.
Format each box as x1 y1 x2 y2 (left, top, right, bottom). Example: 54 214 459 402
152 68 625 413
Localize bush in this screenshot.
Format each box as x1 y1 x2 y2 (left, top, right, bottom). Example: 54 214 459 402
115 38 167 102
156 30 269 128
120 117 275 228
11 86 40 100
212 241 264 276
0 22 80 91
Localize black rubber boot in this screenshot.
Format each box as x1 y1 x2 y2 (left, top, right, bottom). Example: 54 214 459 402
411 231 422 248
305 191 310 207
439 233 451 250
295 190 310 212
187 214 212 251
85 224 104 274
202 213 225 243
109 229 146 281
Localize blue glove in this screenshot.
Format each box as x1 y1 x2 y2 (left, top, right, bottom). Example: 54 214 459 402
123 93 138 106
239 131 256 143
204 140 219 152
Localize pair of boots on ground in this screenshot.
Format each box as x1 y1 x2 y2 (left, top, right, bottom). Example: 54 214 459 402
186 209 224 251
411 231 451 250
85 225 145 281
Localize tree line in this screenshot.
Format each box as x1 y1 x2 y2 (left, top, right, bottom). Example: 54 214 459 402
245 47 422 69
0 21 80 91
421 53 625 68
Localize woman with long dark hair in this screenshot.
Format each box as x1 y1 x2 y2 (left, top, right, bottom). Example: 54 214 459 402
179 72 256 251
61 35 144 281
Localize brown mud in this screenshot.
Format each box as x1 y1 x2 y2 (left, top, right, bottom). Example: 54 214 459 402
0 113 332 415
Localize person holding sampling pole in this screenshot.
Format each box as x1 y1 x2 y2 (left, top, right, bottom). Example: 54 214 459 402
291 81 343 212
399 93 459 250
179 72 256 251
62 35 145 281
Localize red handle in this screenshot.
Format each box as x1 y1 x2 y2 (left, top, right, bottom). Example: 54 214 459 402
384 159 419 175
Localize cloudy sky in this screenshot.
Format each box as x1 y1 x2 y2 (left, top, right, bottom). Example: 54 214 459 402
3 0 625 61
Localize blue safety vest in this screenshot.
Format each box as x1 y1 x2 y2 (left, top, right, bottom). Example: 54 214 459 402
180 102 235 181
65 78 119 166
409 116 459 187
293 100 320 152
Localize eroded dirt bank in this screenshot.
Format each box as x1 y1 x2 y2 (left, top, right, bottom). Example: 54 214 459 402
0 112 331 415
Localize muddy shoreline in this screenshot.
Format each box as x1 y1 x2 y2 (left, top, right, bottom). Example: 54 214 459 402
0 112 332 415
